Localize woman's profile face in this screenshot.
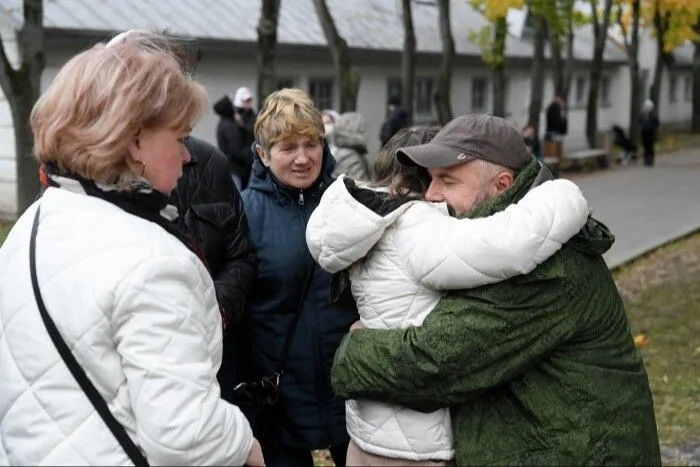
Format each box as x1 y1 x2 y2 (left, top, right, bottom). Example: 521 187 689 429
261 135 323 190
130 127 191 194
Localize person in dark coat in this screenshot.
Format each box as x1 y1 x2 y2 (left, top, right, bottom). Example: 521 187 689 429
379 95 408 147
169 136 257 396
639 99 661 167
240 88 358 466
214 86 257 190
545 94 568 142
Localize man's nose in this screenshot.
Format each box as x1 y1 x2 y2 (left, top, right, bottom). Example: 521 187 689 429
425 181 444 202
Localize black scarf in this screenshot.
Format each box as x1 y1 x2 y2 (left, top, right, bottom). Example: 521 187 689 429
40 162 195 250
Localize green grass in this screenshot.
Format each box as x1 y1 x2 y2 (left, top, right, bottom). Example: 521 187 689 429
614 233 700 448
0 222 11 247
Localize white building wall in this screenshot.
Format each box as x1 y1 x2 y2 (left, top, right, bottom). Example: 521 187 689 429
0 15 20 221
0 30 696 219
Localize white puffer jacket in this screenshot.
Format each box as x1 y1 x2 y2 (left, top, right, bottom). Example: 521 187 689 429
306 175 590 461
0 188 253 466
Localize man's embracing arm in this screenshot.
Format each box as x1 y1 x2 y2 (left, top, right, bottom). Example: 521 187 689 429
331 275 579 412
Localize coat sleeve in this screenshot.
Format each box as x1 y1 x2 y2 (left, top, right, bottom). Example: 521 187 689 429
395 179 589 290
112 254 253 466
206 151 257 328
331 272 579 413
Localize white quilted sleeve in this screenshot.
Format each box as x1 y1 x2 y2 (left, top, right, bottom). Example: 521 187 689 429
396 179 590 290
307 176 408 273
112 254 253 466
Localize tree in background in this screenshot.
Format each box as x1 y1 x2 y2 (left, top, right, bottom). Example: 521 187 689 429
0 0 44 217
693 19 700 132
615 0 643 142
527 0 555 127
646 0 700 115
468 0 524 118
401 0 416 126
435 0 455 124
313 0 360 112
256 0 281 105
585 0 614 149
547 0 580 99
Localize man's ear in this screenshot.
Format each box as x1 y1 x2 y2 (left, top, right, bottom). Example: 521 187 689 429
256 144 270 167
493 171 514 194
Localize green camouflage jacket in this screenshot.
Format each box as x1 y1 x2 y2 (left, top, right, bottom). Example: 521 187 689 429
331 158 661 466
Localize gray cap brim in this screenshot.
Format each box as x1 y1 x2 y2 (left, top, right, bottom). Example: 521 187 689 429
396 143 477 168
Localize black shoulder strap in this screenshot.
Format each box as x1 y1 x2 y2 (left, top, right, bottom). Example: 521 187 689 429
29 206 149 466
276 254 315 378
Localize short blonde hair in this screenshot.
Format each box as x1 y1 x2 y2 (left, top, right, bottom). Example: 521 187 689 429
254 88 324 151
31 38 208 187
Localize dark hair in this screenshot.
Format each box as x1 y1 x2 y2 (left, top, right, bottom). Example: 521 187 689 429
387 95 402 107
372 125 441 197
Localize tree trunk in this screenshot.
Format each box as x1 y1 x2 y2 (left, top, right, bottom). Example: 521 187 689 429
547 1 574 100
627 0 642 142
692 36 700 132
491 17 507 118
401 0 416 125
435 0 454 125
549 28 565 97
528 13 546 126
563 10 575 99
256 0 281 105
0 0 45 216
650 10 668 113
585 0 613 148
313 0 360 112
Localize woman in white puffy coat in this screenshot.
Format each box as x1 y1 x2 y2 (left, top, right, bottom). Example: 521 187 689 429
306 127 590 465
0 36 263 466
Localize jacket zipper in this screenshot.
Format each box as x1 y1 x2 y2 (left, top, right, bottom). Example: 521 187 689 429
298 191 305 206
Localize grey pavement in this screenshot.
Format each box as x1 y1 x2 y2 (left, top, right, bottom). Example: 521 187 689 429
568 149 700 269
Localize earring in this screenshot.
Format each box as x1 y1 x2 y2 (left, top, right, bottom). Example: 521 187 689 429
135 160 146 177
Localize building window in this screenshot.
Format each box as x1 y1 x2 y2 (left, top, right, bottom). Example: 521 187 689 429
275 77 296 90
472 77 488 111
308 78 334 110
574 76 586 105
416 77 435 116
684 75 692 101
600 76 610 106
669 75 677 103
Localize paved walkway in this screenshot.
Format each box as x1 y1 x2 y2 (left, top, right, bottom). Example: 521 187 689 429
568 149 700 269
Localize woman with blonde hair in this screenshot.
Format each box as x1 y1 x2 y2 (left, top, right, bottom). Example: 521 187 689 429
238 88 357 466
0 36 263 466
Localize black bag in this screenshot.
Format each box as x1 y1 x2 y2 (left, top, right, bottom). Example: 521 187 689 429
29 206 149 466
231 255 315 444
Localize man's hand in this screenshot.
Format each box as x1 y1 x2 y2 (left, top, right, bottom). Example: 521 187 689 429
245 438 265 466
350 320 365 331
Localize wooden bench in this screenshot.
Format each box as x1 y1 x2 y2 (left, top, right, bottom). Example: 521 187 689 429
563 133 612 169
564 148 610 169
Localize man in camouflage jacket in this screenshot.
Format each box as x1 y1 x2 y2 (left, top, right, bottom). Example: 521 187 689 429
331 115 661 466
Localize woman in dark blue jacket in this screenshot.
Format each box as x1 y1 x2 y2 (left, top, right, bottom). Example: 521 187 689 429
240 88 358 466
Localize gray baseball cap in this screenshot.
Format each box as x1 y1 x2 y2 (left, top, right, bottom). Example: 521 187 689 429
397 113 533 170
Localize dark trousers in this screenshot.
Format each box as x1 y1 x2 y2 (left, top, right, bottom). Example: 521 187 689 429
641 131 656 166
261 441 348 467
